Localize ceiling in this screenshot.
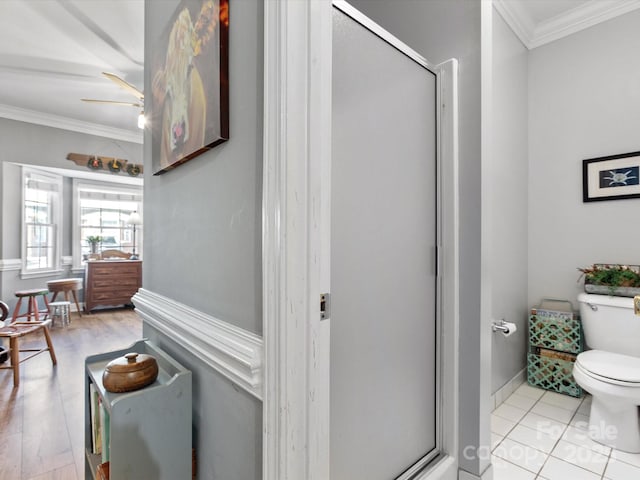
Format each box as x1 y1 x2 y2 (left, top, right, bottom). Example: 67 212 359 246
0 0 144 143
0 0 637 144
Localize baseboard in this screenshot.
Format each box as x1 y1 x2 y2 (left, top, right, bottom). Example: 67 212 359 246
491 368 526 410
132 288 263 399
459 464 493 480
412 456 457 480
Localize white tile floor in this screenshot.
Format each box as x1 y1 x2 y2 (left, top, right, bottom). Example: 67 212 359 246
491 384 640 480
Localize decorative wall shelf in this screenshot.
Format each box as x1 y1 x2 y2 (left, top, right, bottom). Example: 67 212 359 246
67 152 143 177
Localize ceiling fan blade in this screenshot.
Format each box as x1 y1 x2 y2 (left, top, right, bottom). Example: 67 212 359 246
81 99 143 107
102 72 144 100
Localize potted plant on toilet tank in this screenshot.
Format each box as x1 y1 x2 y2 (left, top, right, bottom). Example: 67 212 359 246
578 263 640 297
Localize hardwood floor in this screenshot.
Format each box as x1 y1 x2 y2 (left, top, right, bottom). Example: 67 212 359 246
0 308 142 480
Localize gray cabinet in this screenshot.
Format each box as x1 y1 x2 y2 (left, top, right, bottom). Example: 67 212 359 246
84 340 192 479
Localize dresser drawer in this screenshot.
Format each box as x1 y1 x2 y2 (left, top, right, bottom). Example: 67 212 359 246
90 291 137 303
91 264 140 277
92 277 140 289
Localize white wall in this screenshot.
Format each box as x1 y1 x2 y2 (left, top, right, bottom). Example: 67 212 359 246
528 9 640 308
491 8 529 393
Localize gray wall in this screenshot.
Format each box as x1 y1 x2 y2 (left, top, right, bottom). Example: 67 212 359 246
143 0 263 478
0 119 142 309
528 9 640 307
342 0 485 476
491 8 529 393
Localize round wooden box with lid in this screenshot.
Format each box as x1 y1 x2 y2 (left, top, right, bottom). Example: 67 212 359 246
102 352 159 393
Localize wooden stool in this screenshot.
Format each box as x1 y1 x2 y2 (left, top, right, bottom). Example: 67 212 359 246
48 301 71 327
11 288 51 323
47 278 83 317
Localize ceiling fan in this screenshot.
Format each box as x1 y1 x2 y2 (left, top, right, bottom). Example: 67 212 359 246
81 72 145 128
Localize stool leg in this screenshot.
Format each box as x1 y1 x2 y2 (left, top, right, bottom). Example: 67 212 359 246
11 298 23 323
9 337 19 387
50 292 59 303
71 290 82 317
30 296 39 322
42 295 51 320
42 325 57 365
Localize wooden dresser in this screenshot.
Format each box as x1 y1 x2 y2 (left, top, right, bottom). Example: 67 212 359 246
84 260 142 313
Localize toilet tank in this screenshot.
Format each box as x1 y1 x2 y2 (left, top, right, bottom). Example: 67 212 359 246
577 292 640 356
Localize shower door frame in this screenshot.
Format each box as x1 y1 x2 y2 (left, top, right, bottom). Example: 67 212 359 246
262 1 460 479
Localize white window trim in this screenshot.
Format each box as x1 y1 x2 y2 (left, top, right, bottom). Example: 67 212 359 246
21 167 63 278
72 178 143 271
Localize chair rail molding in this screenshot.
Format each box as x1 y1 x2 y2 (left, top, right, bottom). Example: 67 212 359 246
132 288 263 399
0 258 21 272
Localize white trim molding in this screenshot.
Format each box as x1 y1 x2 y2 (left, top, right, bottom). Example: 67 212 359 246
0 103 143 144
132 288 263 399
459 465 494 480
491 368 526 411
0 258 21 272
262 0 332 479
494 0 640 49
435 58 460 480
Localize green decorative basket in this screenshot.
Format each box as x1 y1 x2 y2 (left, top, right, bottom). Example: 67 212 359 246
527 352 582 398
529 312 582 354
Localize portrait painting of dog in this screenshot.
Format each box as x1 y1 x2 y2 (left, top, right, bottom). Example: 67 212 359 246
150 0 229 175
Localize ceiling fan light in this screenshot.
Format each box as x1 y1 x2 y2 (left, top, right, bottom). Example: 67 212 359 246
137 111 145 129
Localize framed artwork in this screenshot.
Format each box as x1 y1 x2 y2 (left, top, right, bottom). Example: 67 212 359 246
582 151 640 202
150 0 229 175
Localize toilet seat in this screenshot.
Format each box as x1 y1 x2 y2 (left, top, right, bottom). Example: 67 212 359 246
576 350 640 386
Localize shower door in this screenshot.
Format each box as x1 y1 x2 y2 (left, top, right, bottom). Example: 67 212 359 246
330 4 440 480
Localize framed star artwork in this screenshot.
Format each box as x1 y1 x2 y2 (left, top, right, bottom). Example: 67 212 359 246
583 151 640 202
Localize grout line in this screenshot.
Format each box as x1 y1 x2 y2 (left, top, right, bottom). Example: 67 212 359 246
492 386 551 452
522 392 614 480
601 446 613 480
497 387 640 480
498 387 584 478
527 393 571 478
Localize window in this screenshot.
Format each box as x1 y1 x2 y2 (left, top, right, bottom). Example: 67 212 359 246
22 168 62 276
73 180 143 268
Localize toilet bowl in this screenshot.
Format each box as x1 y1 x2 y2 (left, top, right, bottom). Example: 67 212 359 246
573 350 640 452
574 293 640 453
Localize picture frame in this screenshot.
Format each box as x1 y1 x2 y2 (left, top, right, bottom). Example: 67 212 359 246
149 0 229 175
582 151 640 202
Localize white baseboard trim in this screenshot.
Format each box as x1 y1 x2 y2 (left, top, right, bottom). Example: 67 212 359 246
413 456 457 480
491 367 526 410
459 464 493 480
0 258 21 272
132 288 263 400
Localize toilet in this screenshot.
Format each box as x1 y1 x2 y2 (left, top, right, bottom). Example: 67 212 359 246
574 292 640 453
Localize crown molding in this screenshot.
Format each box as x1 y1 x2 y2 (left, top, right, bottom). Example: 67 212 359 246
494 0 640 50
0 104 143 144
493 0 535 48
